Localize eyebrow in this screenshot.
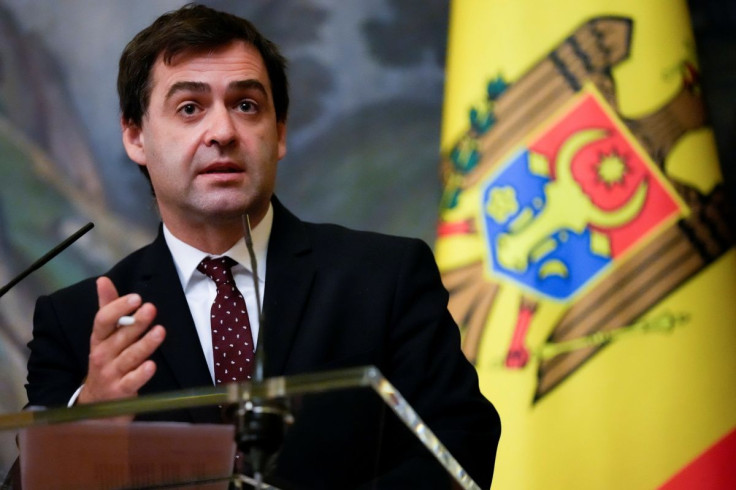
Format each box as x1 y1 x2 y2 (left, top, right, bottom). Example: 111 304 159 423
165 79 268 101
165 81 209 101
228 79 268 98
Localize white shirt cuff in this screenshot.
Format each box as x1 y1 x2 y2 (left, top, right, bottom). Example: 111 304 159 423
68 384 84 407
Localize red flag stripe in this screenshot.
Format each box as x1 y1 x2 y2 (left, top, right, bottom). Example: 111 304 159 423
659 428 736 489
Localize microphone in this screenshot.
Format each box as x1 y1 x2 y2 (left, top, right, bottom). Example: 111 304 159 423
242 215 265 382
235 214 290 486
0 222 94 298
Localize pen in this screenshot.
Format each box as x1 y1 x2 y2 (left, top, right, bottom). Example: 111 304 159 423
117 316 135 327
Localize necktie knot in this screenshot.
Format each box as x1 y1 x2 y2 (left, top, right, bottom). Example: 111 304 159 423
197 256 238 285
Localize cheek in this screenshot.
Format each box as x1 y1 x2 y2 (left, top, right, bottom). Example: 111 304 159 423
144 149 184 189
260 143 281 182
147 136 198 175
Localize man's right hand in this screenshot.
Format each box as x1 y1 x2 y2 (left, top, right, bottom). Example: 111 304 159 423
77 276 166 406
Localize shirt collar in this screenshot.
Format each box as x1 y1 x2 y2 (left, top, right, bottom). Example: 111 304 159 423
163 203 273 289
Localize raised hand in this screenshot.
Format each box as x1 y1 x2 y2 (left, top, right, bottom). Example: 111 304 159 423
77 277 166 407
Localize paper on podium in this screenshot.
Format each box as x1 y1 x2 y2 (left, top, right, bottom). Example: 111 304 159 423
19 421 235 489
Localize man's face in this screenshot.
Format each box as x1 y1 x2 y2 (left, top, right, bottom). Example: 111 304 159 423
122 41 286 229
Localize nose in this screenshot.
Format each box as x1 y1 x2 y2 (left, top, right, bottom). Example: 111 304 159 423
204 105 237 147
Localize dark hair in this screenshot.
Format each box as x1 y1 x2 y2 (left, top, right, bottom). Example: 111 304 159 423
118 3 289 128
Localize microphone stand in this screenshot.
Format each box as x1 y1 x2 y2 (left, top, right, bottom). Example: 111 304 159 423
233 214 291 489
0 222 94 298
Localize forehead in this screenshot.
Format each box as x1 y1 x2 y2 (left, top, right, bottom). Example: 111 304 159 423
149 41 271 95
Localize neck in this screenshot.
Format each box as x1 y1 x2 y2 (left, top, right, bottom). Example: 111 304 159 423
162 210 266 255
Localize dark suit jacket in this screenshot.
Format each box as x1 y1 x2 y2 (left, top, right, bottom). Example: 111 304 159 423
25 197 500 488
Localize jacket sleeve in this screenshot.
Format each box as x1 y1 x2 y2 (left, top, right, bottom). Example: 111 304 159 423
25 280 96 409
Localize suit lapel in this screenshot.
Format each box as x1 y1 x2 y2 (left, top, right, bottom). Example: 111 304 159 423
263 198 316 376
136 231 218 422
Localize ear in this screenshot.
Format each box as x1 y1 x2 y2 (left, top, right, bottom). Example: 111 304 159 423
277 121 287 161
121 117 147 166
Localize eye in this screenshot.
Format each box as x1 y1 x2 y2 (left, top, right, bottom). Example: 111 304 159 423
238 100 257 113
180 103 198 115
176 102 201 117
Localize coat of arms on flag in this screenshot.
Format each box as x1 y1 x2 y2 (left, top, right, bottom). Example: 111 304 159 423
436 16 733 400
480 85 686 303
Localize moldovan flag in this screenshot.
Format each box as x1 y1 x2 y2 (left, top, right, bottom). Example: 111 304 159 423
435 0 736 488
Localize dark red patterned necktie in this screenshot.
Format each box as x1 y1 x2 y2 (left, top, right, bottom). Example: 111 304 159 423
197 256 254 384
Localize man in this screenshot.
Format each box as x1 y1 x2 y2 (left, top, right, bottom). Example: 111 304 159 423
25 4 500 488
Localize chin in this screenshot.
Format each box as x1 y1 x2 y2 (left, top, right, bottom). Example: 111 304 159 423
208 207 250 221
198 192 268 221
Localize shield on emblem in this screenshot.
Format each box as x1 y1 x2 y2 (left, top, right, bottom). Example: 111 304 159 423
479 86 687 302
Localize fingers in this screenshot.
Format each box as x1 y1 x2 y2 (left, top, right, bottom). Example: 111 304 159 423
92 277 144 344
81 323 167 404
103 303 158 356
116 325 166 377
118 360 158 395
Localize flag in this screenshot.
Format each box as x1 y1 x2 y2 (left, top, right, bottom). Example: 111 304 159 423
436 0 736 488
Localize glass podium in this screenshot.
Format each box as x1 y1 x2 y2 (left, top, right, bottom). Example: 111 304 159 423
0 366 482 489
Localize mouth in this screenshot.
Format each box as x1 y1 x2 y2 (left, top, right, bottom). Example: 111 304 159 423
199 162 244 175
